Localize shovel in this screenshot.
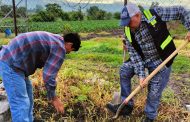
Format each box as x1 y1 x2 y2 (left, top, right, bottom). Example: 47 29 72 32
112 40 189 119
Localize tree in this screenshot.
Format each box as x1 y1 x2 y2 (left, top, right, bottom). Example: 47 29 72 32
87 6 99 20
17 7 27 17
39 11 55 22
60 12 70 21
1 5 12 17
45 3 63 17
31 14 43 22
87 6 107 20
96 10 106 20
114 12 120 19
105 12 112 20
69 11 84 21
31 11 55 22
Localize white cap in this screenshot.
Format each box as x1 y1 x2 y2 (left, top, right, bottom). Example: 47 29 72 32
120 3 140 26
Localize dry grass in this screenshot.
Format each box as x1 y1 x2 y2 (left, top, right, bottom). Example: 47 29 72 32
31 38 190 121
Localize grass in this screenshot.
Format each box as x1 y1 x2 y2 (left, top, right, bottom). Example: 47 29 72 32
31 38 190 121
172 40 190 73
29 20 120 33
0 34 189 121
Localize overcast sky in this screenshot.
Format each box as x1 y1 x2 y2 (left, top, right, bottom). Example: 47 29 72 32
2 0 189 12
43 0 189 4
40 0 123 4
40 0 190 7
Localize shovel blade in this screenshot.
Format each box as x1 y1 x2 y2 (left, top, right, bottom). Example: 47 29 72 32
111 92 121 105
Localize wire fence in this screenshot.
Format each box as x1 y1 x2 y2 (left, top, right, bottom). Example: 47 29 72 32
0 0 27 36
132 0 184 7
0 0 188 36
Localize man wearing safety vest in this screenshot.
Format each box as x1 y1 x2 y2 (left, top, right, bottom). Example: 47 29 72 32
106 3 190 122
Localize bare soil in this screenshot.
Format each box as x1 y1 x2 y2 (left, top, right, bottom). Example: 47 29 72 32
169 73 190 107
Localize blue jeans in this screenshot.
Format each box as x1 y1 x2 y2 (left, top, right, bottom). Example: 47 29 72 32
0 61 33 122
120 60 171 119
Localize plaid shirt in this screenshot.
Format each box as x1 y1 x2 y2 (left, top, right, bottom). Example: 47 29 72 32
125 6 190 79
0 31 66 99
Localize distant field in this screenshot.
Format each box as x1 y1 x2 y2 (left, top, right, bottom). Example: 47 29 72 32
0 19 188 38
28 20 120 33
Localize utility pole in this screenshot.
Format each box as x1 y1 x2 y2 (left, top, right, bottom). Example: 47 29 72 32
124 0 127 5
12 0 18 36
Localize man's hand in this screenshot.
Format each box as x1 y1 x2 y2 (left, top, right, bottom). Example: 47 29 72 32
123 44 127 51
139 78 147 88
51 96 64 114
185 32 190 42
122 38 128 51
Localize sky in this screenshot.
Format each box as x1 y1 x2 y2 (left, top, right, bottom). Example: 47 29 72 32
40 0 190 4
41 0 123 4
1 0 190 12
39 0 190 8
38 0 190 11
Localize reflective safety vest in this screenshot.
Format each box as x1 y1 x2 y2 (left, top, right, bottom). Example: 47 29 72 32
124 9 177 67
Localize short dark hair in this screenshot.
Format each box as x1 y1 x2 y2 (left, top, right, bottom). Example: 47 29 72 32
63 33 81 51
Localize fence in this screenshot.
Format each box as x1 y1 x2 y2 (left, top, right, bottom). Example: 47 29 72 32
0 0 187 36
0 0 27 36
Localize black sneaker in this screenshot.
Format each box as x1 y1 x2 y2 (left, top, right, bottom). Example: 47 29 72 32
142 117 154 122
106 102 133 116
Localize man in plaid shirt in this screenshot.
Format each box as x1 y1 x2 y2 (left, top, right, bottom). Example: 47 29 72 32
106 3 190 122
0 31 81 122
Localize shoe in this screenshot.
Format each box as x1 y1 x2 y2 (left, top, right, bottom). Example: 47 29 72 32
106 102 133 116
142 117 154 122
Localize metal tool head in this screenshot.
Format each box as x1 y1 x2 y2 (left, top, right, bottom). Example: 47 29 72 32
111 92 121 105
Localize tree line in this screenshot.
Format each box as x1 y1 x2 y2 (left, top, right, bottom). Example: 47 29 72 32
0 3 120 22
0 5 26 18
31 3 120 22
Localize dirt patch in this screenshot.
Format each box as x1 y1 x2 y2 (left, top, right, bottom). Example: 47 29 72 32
81 29 123 40
169 73 190 106
81 27 184 41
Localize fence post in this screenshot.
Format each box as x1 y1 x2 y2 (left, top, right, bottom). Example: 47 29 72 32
12 0 18 36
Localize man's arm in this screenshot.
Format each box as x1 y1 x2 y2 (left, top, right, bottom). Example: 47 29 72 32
43 46 65 113
155 6 190 42
155 6 190 30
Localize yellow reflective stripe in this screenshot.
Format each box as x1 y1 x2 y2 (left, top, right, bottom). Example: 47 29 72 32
125 27 132 43
144 10 151 19
144 10 157 26
151 20 157 26
161 35 173 50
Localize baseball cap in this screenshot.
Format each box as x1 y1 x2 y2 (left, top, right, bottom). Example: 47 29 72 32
120 3 140 26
